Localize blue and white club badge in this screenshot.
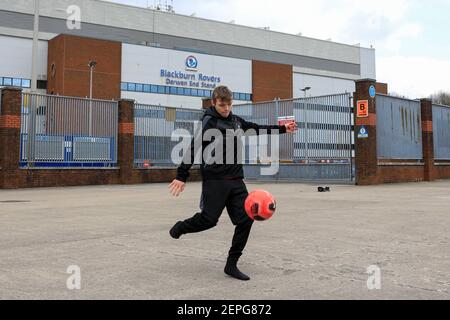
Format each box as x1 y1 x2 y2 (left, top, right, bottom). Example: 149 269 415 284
186 55 198 70
369 85 376 98
358 125 369 139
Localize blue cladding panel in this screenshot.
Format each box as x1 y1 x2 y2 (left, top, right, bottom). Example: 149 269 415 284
376 95 423 159
433 104 450 160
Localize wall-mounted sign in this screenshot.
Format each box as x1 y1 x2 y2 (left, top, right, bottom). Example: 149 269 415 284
357 100 369 118
358 126 369 139
160 56 221 89
160 70 221 89
369 85 376 98
185 55 198 71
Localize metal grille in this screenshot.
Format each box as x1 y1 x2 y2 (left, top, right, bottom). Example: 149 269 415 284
376 94 422 160
232 101 278 164
433 104 450 160
234 93 354 182
20 93 118 168
134 104 203 167
292 94 353 161
234 94 353 161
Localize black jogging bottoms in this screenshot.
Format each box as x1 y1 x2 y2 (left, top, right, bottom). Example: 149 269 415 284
178 179 254 261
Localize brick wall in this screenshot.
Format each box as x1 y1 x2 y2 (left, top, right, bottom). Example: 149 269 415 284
0 88 22 188
47 34 122 100
354 79 450 185
0 87 201 189
434 162 450 180
252 60 293 102
375 82 388 95
354 79 378 185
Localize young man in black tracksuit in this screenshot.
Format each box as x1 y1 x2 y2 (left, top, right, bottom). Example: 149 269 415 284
169 86 297 281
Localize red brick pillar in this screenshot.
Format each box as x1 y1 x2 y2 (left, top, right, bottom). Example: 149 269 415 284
420 98 435 181
118 99 135 184
0 87 22 188
354 79 378 185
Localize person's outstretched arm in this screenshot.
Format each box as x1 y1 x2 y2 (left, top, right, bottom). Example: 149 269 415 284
238 116 297 135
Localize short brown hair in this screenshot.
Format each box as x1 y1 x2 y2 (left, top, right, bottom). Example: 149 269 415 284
212 85 233 101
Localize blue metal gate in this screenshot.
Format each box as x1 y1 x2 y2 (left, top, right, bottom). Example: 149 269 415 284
20 93 118 168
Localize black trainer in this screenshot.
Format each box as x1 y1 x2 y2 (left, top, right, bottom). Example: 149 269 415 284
169 221 183 239
224 261 250 281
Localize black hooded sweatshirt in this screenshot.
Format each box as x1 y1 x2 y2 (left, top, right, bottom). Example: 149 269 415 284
175 106 287 182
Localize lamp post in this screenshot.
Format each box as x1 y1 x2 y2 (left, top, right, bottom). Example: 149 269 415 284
31 0 40 92
88 60 97 136
300 87 311 161
300 86 311 98
88 61 97 99
31 3 66 93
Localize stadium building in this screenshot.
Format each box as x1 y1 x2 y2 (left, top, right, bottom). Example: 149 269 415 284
0 0 377 108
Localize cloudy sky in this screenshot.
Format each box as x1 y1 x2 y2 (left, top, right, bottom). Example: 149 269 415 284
105 0 450 98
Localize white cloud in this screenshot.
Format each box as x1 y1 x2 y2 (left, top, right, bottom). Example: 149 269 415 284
384 23 423 53
106 0 421 50
170 0 419 46
107 0 450 97
378 55 450 98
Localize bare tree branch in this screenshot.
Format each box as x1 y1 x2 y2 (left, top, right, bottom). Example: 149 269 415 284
430 91 450 105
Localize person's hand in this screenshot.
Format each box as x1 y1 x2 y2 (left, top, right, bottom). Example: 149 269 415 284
169 179 186 197
285 121 298 133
